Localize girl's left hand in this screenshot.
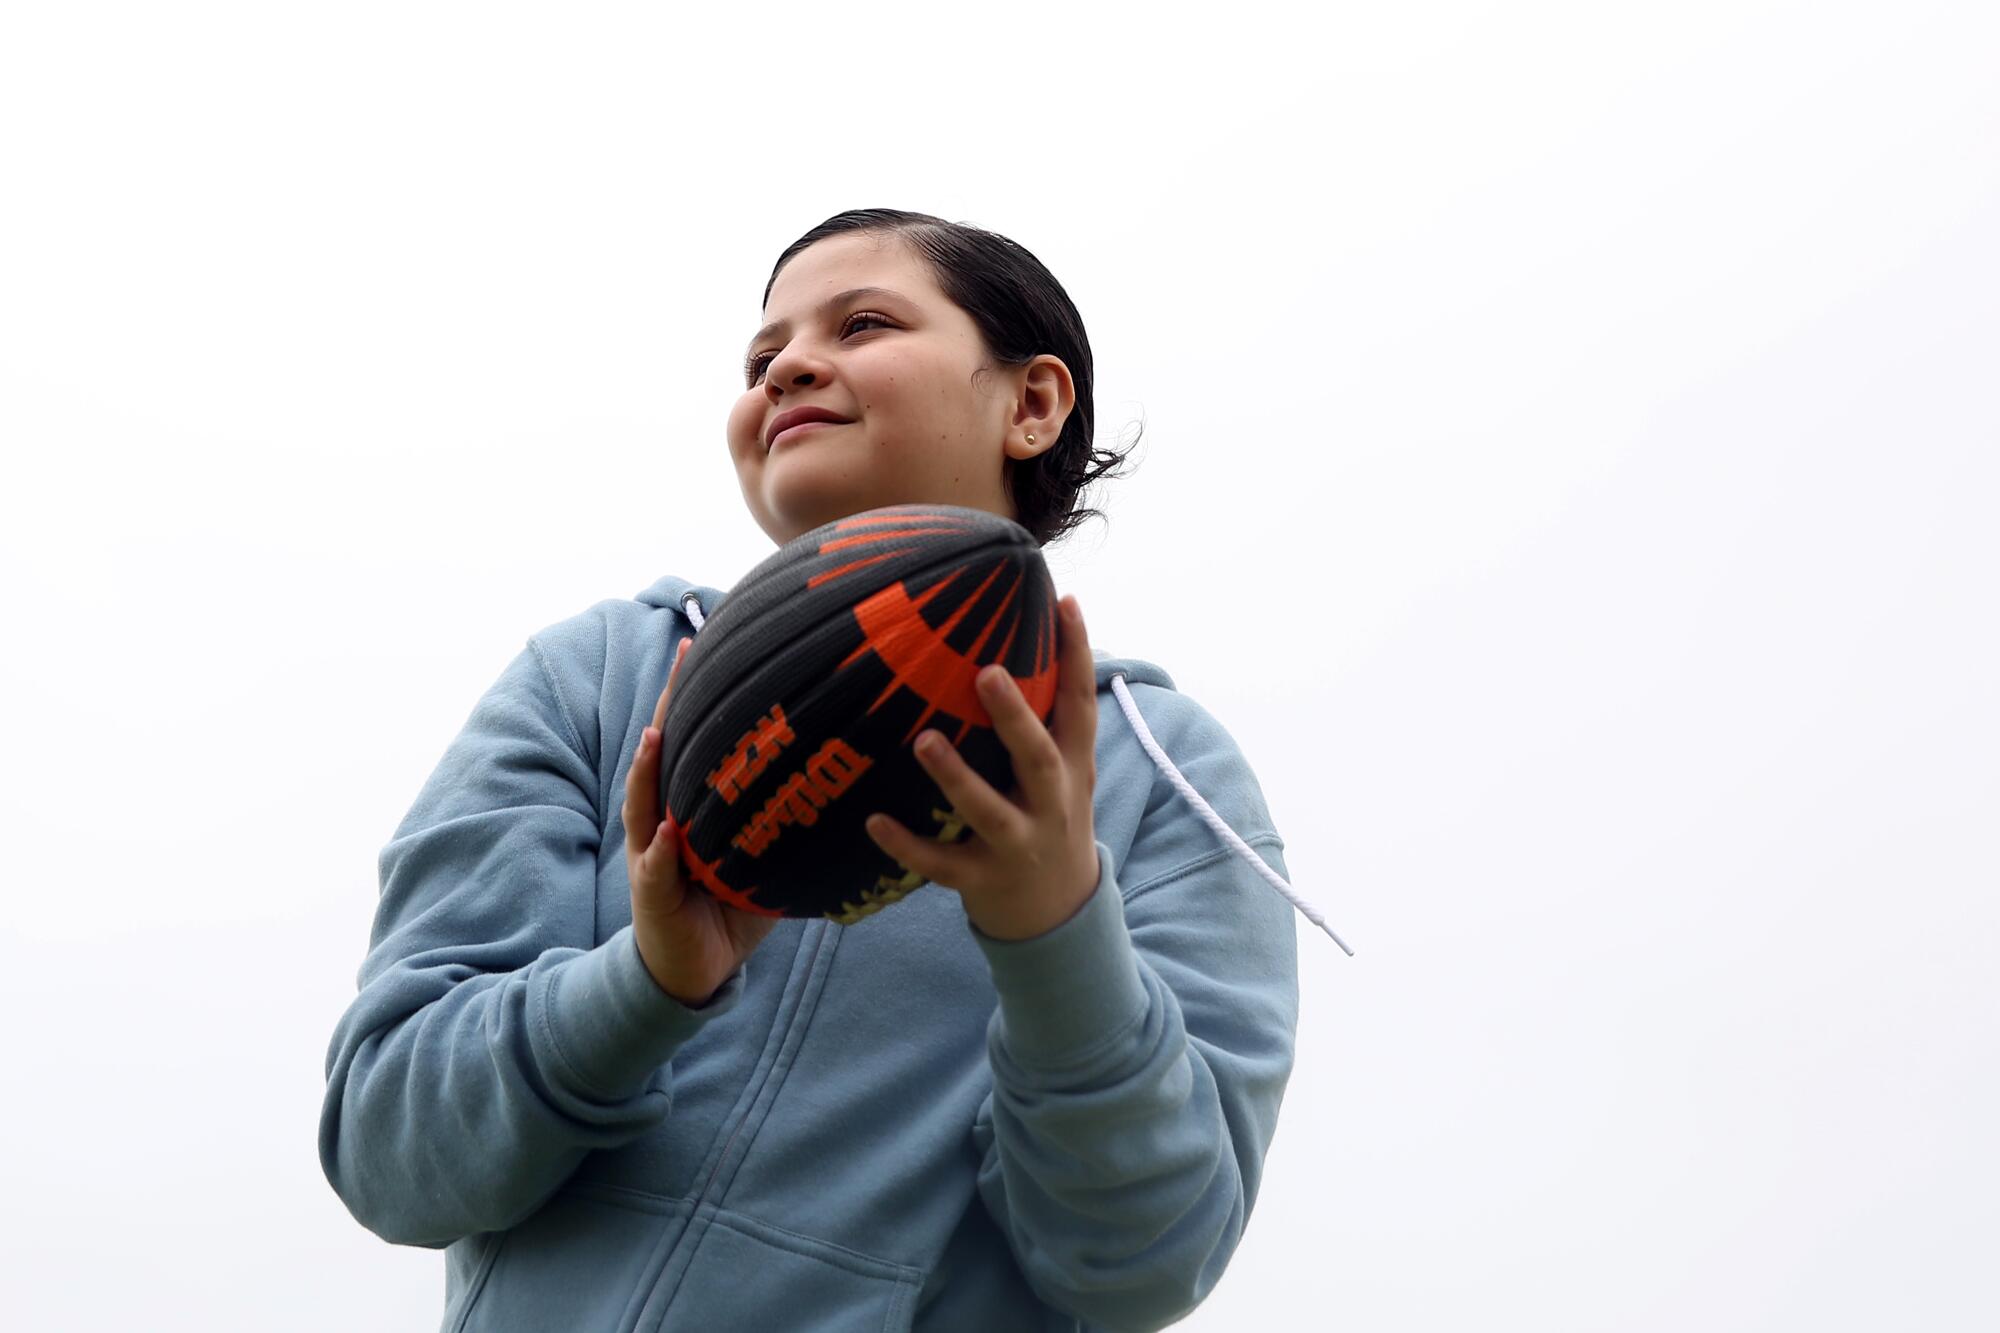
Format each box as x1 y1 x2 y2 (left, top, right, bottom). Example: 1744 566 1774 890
865 595 1100 942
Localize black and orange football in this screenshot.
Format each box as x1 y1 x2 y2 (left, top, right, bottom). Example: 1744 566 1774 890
658 504 1061 924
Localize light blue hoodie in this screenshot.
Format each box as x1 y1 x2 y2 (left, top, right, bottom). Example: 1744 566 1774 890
320 572 1307 1332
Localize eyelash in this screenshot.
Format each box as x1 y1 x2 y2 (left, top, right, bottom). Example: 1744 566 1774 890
744 312 893 384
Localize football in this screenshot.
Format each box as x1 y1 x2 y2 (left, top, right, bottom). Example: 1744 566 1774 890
658 504 1061 923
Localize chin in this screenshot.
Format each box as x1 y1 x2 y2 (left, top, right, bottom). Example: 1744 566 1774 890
756 492 875 547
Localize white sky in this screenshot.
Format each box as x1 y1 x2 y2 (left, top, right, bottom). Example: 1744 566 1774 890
3 2 1995 1329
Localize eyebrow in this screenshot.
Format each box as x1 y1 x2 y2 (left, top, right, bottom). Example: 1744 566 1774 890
745 286 910 360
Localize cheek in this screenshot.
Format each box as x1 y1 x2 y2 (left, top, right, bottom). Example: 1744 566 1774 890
858 351 950 422
727 394 763 450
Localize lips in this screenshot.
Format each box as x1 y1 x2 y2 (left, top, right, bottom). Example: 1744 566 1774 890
765 406 853 450
769 420 847 451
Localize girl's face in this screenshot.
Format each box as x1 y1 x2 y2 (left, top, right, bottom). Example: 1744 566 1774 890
726 230 1073 547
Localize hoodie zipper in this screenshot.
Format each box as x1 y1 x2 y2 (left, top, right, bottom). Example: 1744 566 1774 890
628 917 842 1331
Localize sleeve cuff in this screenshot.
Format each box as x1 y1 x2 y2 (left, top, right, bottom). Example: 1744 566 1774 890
968 841 1150 1067
540 924 746 1101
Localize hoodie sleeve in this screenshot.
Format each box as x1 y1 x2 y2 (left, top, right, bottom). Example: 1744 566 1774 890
319 634 744 1249
966 687 1302 1331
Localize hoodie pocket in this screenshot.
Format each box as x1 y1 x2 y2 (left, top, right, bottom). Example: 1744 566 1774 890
661 1207 924 1332
449 1186 691 1333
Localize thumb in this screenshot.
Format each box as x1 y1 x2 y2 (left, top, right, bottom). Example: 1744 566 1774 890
640 816 688 906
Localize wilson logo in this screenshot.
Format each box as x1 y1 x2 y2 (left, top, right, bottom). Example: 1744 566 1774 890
731 738 874 858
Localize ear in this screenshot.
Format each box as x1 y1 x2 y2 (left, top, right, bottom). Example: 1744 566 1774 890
1001 354 1076 462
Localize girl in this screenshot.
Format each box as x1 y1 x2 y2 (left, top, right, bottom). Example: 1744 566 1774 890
320 209 1315 1332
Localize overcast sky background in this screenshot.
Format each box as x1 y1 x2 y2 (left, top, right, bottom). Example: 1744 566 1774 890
3 2 1994 1329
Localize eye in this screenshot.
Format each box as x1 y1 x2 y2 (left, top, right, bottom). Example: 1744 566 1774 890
744 311 895 385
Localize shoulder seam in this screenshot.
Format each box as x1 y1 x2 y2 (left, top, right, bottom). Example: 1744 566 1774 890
526 634 592 764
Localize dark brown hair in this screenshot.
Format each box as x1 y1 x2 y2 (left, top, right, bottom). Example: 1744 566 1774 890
763 209 1141 548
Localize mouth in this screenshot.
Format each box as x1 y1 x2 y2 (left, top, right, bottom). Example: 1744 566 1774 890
769 420 848 451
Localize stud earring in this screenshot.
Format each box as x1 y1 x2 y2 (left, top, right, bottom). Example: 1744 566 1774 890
1025 433 1036 446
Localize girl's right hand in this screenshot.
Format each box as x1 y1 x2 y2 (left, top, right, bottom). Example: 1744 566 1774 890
624 637 779 1007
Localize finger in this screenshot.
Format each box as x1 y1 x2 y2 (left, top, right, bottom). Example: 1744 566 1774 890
978 661 1065 813
624 726 661 856
636 816 687 908
652 636 691 733
1051 596 1098 773
631 638 693 861
914 729 1023 845
865 811 969 891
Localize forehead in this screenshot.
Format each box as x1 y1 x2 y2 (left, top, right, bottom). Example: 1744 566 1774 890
762 231 940 315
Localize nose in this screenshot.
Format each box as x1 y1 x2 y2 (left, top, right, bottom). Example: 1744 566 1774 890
761 340 826 399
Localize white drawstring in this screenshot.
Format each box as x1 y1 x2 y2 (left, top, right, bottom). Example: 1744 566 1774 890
680 592 1351 954
1110 674 1354 956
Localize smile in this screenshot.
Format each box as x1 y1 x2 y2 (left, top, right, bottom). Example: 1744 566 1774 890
770 420 848 451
